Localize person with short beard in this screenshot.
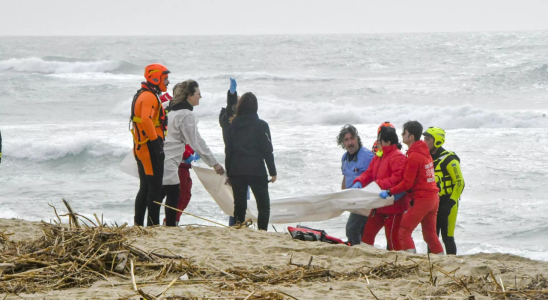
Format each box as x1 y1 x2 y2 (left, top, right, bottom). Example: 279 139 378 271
337 125 374 246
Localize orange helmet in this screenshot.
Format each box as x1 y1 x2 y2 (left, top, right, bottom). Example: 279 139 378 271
377 121 395 134
144 64 170 92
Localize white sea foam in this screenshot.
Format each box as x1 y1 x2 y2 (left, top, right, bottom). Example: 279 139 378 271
0 57 135 74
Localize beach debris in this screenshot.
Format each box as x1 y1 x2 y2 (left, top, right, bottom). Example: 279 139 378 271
1 200 548 299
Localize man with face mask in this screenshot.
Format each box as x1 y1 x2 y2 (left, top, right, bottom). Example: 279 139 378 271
337 125 374 245
423 127 464 255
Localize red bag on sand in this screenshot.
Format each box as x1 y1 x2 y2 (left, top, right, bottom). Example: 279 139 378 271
288 226 349 246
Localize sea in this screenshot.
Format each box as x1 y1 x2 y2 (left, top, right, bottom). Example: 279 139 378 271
1 33 547 260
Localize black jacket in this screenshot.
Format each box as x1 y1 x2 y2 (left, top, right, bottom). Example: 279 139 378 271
219 90 238 145
225 113 276 177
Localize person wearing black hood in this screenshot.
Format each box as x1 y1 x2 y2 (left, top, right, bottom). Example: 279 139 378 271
162 80 225 226
225 92 276 231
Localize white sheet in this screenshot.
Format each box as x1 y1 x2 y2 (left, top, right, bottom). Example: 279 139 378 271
120 151 394 224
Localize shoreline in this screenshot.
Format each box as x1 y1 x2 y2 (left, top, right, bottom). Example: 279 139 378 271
1 217 548 299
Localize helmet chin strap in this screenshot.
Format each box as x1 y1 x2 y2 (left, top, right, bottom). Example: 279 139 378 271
143 81 161 95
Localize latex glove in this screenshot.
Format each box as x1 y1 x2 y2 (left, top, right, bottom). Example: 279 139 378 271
351 182 362 189
229 78 237 95
379 190 390 199
394 192 406 201
184 154 195 164
194 152 200 161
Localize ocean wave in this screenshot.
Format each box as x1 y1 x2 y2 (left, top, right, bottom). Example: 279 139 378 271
256 98 548 129
112 90 548 129
0 57 140 74
5 134 131 162
194 72 333 82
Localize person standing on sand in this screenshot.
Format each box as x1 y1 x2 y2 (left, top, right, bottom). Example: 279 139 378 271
225 92 276 231
379 121 444 254
219 78 251 226
131 64 170 226
351 127 410 250
337 125 374 246
423 127 464 255
162 80 225 226
159 93 200 225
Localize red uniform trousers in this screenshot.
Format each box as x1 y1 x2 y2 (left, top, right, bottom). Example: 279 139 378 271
362 212 403 250
399 197 444 254
175 164 192 223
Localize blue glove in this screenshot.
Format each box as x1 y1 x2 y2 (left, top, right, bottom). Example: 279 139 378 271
351 182 362 189
379 190 390 199
229 78 237 95
184 154 195 164
394 192 406 201
194 152 200 161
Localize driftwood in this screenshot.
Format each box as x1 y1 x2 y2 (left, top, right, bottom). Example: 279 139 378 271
1 200 548 300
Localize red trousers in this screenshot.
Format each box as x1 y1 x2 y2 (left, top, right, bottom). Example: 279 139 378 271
362 212 403 250
176 166 192 223
399 197 444 254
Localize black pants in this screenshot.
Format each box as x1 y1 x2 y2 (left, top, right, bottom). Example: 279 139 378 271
437 211 457 255
163 184 180 226
231 175 270 231
134 155 164 226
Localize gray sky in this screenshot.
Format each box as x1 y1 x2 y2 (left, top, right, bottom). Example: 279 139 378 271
2 0 548 35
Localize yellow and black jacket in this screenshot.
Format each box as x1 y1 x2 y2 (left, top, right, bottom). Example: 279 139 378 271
432 147 464 212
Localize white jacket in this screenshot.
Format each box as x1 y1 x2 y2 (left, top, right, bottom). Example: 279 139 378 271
163 108 218 168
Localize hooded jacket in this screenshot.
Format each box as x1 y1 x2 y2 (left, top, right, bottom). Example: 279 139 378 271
352 144 411 214
389 140 438 200
225 113 276 177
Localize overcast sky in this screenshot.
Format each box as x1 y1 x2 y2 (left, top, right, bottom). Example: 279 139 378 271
2 0 548 36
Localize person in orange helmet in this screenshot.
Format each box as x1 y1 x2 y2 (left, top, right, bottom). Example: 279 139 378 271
131 64 170 226
371 121 395 155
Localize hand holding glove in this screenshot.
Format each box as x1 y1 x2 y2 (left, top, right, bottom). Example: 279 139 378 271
229 78 237 95
351 182 362 189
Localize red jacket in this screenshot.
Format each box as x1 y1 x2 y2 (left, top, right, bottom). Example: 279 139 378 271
390 141 438 200
353 144 411 214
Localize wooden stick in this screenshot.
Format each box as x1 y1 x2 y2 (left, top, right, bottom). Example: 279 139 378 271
154 202 231 228
366 285 380 300
207 263 237 279
156 277 178 297
130 259 138 292
62 198 80 228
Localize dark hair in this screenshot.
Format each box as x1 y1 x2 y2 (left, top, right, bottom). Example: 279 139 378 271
379 127 402 150
230 92 258 123
337 124 362 149
172 80 199 105
403 120 423 142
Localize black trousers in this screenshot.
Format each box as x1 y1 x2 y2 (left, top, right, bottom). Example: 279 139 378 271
134 155 164 226
231 175 270 231
163 184 180 226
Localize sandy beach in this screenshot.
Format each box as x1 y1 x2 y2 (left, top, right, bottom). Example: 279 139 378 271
1 217 547 300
